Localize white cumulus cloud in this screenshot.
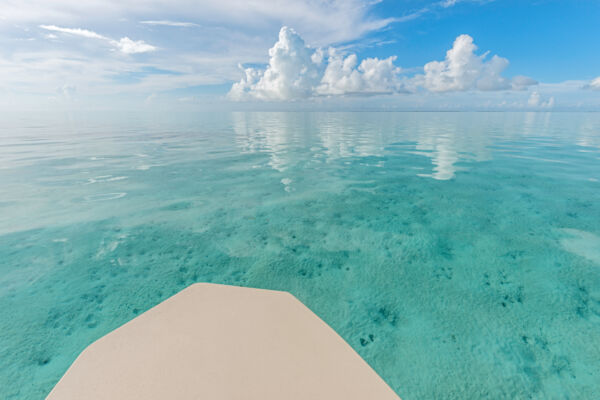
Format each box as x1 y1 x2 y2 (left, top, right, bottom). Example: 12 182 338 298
317 51 402 95
230 28 537 101
242 26 322 100
228 27 404 101
412 34 536 92
39 24 156 54
113 37 156 54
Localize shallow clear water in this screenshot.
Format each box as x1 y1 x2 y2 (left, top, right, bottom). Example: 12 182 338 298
1 112 599 399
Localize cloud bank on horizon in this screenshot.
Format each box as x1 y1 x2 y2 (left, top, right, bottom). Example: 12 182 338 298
229 27 538 101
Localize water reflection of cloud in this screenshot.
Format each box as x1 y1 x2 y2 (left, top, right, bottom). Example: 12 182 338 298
315 114 386 160
415 135 459 180
410 114 493 180
575 118 600 150
232 112 298 172
232 112 600 181
233 112 390 172
232 111 495 180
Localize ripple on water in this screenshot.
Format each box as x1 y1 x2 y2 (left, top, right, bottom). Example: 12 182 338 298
83 193 127 202
85 176 128 184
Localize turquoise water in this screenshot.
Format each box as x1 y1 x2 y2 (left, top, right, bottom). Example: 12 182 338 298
1 112 599 399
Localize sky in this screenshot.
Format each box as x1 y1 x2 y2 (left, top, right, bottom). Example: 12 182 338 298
1 0 599 111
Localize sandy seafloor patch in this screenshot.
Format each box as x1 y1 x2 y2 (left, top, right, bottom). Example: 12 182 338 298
1 111 599 399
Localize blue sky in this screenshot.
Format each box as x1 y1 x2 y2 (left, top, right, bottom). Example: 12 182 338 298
1 0 598 110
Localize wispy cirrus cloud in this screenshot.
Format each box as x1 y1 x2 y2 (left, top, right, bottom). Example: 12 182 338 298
140 20 199 27
441 0 459 7
39 24 156 54
440 0 494 8
39 25 106 40
5 0 401 46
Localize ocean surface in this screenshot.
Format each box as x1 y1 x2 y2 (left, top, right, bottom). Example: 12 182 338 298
1 111 599 399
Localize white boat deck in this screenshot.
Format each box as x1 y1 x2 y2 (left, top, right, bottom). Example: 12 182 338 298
48 283 400 399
